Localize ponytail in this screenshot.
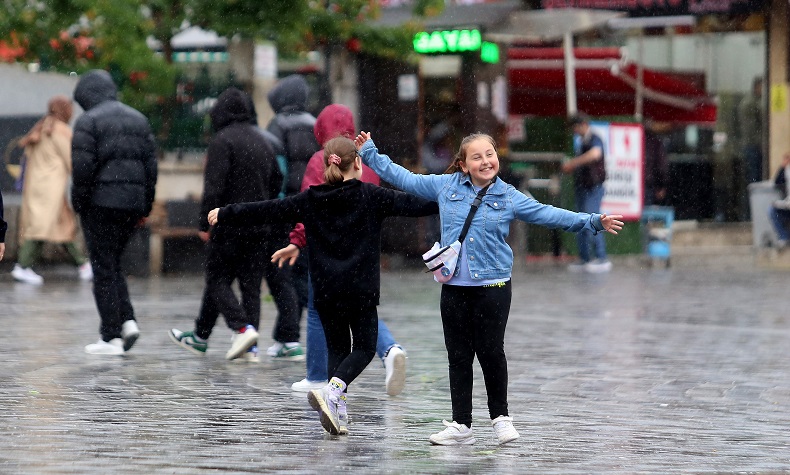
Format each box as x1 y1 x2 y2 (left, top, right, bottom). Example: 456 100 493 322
323 136 357 185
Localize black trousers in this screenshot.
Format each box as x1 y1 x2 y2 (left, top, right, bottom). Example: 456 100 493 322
81 207 140 342
440 282 512 427
267 224 302 344
195 236 268 339
315 300 378 388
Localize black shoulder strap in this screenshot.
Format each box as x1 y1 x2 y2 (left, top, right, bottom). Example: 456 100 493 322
457 177 495 243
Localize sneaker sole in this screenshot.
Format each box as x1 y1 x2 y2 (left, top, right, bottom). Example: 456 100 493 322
497 433 520 445
308 390 340 435
429 436 476 446
385 352 407 396
273 352 306 362
225 331 258 360
168 331 207 356
122 332 139 351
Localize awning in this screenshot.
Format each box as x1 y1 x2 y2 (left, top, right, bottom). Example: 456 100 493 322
508 47 717 124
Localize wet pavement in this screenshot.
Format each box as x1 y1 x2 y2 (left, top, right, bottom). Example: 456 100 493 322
1 262 789 474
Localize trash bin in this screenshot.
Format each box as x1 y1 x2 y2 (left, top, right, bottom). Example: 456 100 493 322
747 180 781 248
641 206 674 267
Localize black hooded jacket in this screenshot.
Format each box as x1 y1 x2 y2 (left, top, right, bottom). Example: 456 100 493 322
71 69 157 215
217 179 439 307
201 87 283 239
266 74 320 196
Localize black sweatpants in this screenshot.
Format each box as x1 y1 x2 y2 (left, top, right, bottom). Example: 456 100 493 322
81 207 140 342
440 281 512 427
195 236 267 339
314 300 378 388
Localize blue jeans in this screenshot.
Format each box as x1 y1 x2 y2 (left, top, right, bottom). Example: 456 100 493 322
574 184 607 262
305 276 400 382
770 206 790 242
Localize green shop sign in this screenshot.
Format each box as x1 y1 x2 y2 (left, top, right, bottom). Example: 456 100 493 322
413 29 499 63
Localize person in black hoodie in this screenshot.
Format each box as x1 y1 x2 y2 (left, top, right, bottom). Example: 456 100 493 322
208 136 438 435
168 87 293 362
71 69 158 356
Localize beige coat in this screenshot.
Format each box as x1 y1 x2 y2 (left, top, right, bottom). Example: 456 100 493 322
20 120 77 242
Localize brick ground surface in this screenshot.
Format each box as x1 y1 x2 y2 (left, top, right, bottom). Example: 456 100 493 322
1 263 789 474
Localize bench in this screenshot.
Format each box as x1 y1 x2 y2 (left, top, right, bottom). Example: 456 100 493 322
147 200 202 275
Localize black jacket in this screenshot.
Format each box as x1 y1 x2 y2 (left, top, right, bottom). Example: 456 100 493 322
266 75 320 196
71 69 157 215
201 87 283 239
218 179 438 307
0 189 7 243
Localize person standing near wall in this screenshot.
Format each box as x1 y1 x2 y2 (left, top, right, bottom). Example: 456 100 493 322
71 70 158 356
562 114 612 273
738 76 765 187
11 95 92 285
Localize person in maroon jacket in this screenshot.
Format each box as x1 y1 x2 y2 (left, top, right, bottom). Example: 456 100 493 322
275 104 410 398
208 136 438 436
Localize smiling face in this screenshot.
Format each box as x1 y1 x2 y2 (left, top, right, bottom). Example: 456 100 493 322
458 136 499 187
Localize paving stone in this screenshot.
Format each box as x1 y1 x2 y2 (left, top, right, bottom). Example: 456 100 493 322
0 264 789 473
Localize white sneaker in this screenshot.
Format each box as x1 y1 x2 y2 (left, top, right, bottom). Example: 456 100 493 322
584 259 613 273
84 338 124 355
226 325 258 360
266 342 283 357
384 346 407 396
491 415 520 444
11 264 43 285
121 320 140 351
78 262 93 281
429 420 475 446
774 198 790 210
291 378 329 392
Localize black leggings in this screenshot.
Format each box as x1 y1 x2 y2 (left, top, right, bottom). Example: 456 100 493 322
314 301 378 388
440 281 512 427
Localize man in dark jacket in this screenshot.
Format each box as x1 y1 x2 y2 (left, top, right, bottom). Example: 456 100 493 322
169 87 297 361
72 69 157 356
263 74 321 359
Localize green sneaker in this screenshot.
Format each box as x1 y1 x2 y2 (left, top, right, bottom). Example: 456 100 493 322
169 328 207 356
266 342 305 361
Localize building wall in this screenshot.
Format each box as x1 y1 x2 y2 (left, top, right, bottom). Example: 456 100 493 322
624 32 766 93
768 0 790 175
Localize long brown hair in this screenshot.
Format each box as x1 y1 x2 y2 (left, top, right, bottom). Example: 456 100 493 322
443 133 497 175
18 95 73 147
323 136 358 185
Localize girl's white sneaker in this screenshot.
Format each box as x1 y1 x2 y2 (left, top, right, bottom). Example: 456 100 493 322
429 420 475 445
491 415 520 444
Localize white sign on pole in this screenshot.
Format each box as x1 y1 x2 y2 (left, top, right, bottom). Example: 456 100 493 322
590 122 644 221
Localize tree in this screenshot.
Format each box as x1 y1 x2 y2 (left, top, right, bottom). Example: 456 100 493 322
2 0 444 145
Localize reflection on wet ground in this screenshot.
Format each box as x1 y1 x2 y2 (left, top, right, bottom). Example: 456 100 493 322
1 265 789 474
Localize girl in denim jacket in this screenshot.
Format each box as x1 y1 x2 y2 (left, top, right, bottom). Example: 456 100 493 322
355 131 623 446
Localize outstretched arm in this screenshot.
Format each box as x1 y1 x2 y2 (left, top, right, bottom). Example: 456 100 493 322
208 194 302 227
355 132 445 201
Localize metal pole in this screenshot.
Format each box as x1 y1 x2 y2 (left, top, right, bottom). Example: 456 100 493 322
635 31 644 121
563 32 577 116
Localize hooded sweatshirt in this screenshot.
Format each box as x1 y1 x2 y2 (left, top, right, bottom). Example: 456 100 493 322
200 87 283 239
266 74 320 196
218 179 438 307
289 104 379 248
71 69 157 215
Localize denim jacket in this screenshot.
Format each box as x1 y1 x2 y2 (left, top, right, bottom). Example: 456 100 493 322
359 140 604 280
